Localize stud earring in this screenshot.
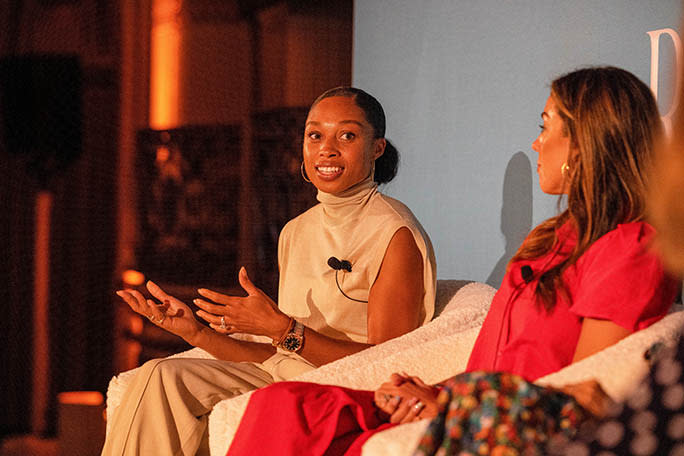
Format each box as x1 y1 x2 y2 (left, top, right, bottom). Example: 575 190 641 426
301 162 312 183
561 162 570 175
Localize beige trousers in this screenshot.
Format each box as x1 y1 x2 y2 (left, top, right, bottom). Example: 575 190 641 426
101 352 315 456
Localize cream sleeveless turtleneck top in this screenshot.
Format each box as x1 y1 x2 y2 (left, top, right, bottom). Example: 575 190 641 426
277 178 436 343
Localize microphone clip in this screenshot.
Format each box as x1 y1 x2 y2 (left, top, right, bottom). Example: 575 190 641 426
521 265 534 284
328 256 352 272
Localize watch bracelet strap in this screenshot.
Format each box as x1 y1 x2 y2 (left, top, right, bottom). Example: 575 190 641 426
272 317 294 347
292 320 305 352
293 320 304 336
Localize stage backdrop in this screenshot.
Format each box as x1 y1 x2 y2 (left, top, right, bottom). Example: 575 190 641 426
353 0 682 286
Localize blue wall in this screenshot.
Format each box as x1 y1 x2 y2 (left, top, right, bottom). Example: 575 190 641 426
353 0 682 286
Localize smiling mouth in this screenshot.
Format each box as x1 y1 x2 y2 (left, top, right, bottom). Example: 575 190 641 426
315 165 344 179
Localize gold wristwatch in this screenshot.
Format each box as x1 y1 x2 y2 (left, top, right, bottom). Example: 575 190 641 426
280 320 304 353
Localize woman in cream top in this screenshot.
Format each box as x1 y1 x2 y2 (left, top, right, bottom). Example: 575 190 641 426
278 176 435 344
103 87 436 456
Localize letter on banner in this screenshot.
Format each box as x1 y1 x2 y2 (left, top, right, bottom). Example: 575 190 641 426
647 28 683 135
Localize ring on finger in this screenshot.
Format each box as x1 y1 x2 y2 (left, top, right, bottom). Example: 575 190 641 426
147 314 164 324
412 401 425 413
220 316 228 330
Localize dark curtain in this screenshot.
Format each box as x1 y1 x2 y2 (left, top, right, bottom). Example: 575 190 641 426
0 154 36 438
46 66 119 434
0 64 119 439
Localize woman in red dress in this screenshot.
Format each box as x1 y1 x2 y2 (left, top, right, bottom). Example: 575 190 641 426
227 66 679 456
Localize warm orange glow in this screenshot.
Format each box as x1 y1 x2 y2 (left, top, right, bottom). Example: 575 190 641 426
32 191 52 434
156 145 171 163
129 313 144 336
150 0 182 129
57 391 104 406
122 269 146 286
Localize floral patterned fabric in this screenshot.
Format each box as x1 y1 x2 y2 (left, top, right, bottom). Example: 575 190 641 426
414 371 587 456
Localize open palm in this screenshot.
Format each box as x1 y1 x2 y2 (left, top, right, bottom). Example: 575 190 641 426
116 280 204 343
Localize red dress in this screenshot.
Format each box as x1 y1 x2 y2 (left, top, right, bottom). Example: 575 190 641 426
227 382 391 456
466 221 678 381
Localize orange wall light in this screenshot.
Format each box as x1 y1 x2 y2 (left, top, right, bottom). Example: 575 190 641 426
150 0 182 129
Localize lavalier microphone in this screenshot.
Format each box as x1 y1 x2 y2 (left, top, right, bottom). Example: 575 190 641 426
520 265 534 283
327 257 367 303
327 256 352 272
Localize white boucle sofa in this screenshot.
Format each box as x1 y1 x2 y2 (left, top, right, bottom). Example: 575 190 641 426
104 280 684 455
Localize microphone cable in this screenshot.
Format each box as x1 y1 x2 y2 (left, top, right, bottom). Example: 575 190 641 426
327 257 368 303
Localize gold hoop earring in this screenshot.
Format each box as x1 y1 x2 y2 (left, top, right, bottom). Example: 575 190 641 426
561 162 570 175
301 162 311 183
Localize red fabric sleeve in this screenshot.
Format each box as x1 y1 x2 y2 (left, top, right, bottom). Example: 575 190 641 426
570 223 675 331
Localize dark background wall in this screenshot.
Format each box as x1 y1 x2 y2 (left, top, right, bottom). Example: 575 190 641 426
0 0 121 438
0 0 352 442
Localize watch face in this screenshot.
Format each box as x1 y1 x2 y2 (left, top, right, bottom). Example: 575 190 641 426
282 333 303 352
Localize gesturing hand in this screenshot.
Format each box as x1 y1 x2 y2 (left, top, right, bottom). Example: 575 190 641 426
193 267 291 340
116 281 204 343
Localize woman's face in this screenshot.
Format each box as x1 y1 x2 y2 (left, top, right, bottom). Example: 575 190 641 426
303 96 385 194
532 95 573 195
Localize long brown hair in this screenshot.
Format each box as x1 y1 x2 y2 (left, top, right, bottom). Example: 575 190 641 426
512 67 663 309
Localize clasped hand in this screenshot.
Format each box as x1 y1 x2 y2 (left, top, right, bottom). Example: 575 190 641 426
116 267 289 343
373 373 440 424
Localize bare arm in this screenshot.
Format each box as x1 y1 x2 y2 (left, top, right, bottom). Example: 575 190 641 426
572 317 632 363
187 325 277 363
367 227 425 343
194 227 425 366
